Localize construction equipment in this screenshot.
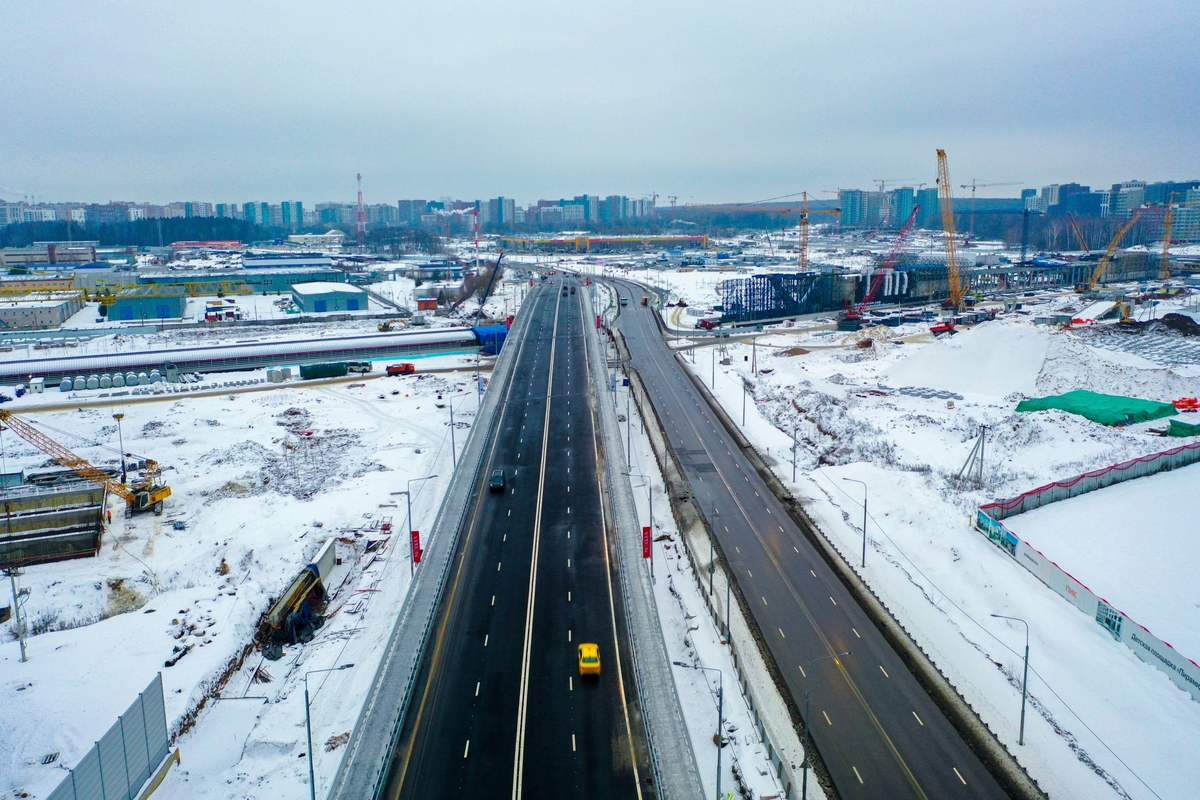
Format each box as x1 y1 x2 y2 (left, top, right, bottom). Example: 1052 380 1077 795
839 206 920 327
378 320 395 332
1067 212 1091 254
1086 212 1142 290
1161 195 1177 280
0 410 171 515
473 252 505 325
959 180 1021 237
797 192 841 271
936 149 965 310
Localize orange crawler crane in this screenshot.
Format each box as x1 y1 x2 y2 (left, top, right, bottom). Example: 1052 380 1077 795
0 410 171 515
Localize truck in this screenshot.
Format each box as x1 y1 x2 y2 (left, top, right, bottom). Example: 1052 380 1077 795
619 297 628 307
386 362 416 376
641 296 648 306
695 318 718 330
299 362 350 380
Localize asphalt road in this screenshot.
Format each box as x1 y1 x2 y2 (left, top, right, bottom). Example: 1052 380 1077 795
382 278 644 800
607 280 1010 800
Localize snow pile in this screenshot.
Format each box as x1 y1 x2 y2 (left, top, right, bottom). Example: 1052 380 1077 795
885 321 1050 399
1036 331 1200 400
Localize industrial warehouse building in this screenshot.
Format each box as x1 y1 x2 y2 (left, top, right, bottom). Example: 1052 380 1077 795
291 282 368 313
106 290 187 322
0 297 86 329
138 266 347 294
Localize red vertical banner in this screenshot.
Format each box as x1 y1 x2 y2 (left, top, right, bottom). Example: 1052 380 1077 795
411 530 422 564
596 314 602 330
642 526 651 559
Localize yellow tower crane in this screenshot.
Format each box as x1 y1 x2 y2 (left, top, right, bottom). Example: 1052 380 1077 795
936 149 964 309
796 192 841 271
1087 212 1142 290
0 410 171 515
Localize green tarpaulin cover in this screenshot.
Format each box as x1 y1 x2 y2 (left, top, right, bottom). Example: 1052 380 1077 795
1015 390 1177 427
1169 418 1200 437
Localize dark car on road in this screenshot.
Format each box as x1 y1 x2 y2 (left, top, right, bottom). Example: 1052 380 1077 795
489 469 505 493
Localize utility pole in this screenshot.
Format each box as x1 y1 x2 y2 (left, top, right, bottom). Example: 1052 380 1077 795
792 424 798 483
673 663 723 800
355 173 367 252
801 651 852 799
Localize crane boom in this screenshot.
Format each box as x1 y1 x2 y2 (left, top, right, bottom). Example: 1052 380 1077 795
936 150 963 309
857 205 920 313
1161 200 1175 280
1088 212 1141 290
0 410 170 513
1067 212 1091 253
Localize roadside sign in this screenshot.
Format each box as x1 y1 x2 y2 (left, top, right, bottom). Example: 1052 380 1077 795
642 526 651 558
411 530 421 564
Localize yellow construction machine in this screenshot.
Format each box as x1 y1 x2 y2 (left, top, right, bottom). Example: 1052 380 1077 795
0 410 172 515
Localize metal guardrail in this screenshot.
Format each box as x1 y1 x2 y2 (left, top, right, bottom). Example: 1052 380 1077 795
47 673 170 800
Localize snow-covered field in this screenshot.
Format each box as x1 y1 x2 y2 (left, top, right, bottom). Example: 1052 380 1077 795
687 312 1200 799
0 363 489 799
1003 462 1200 660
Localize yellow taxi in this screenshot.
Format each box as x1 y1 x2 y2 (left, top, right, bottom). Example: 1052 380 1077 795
577 643 601 677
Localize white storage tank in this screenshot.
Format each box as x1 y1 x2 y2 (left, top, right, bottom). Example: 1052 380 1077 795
99 375 112 389
73 377 86 391
112 373 126 387
60 378 73 392
125 373 138 386
86 376 99 390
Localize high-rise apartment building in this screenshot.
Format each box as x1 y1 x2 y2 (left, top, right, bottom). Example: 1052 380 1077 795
281 201 304 231
244 202 270 226
888 187 915 228
916 188 940 228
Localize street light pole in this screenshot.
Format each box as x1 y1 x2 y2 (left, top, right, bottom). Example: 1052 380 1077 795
672 662 724 800
801 651 852 800
741 376 746 426
625 472 654 582
305 663 355 800
113 413 126 483
842 477 868 568
992 614 1030 745
406 475 438 575
792 424 798 483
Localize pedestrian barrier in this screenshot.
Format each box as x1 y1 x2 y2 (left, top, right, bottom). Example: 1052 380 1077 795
46 673 171 800
976 509 1200 703
980 442 1200 521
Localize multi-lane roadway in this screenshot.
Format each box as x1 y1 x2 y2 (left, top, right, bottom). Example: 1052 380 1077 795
607 278 1010 800
382 278 644 799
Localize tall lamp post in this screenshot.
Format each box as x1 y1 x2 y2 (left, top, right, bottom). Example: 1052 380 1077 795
841 477 868 568
447 394 473 467
625 472 654 582
991 614 1030 746
672 662 724 800
403 475 439 575
113 413 126 483
801 651 852 800
305 663 355 800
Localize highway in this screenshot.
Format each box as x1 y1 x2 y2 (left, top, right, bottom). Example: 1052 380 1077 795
382 278 645 799
607 280 1011 800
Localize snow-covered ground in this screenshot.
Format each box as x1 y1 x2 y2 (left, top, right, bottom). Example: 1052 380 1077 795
684 312 1200 799
1003 462 1200 660
0 371 484 798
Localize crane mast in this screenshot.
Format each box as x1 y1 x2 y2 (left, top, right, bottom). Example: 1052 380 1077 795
1087 212 1141 290
356 173 367 250
936 150 963 309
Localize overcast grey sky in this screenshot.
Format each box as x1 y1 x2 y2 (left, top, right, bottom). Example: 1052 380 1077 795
2 0 1197 205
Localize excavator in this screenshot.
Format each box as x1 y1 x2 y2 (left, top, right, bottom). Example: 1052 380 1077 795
0 410 171 515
